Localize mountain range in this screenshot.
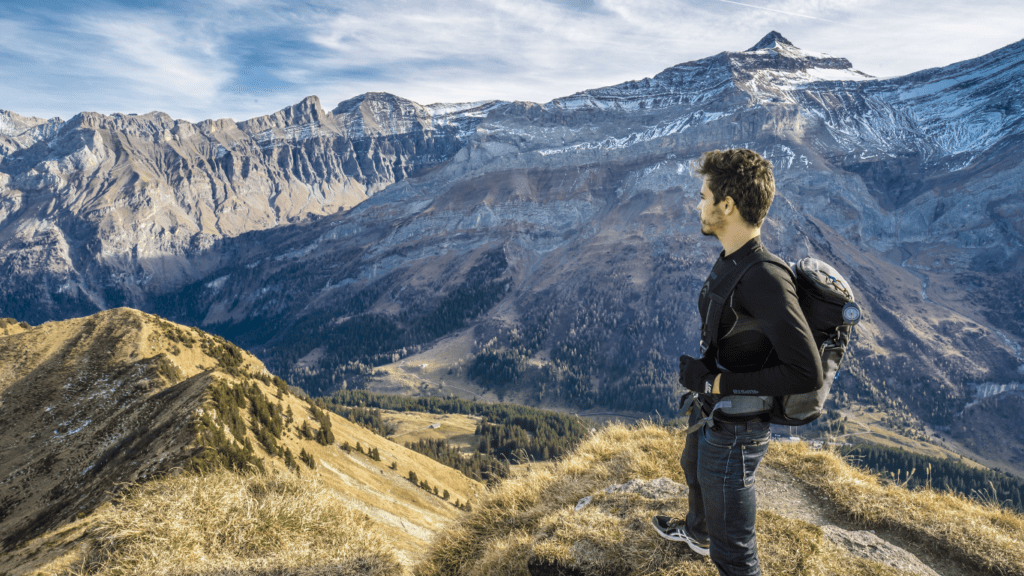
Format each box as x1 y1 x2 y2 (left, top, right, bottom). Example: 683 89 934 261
2 31 1023 473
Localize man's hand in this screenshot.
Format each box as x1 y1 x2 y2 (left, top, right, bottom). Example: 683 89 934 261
679 355 718 394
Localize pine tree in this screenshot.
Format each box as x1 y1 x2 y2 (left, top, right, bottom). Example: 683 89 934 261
284 447 299 472
299 448 316 469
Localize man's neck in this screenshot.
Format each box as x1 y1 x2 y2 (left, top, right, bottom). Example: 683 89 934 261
718 226 761 257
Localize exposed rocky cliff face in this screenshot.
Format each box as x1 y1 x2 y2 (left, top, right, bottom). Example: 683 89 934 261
0 95 497 321
3 32 1024 470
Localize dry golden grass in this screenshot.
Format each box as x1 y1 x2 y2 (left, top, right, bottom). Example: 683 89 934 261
63 470 403 576
414 422 906 576
766 441 1024 576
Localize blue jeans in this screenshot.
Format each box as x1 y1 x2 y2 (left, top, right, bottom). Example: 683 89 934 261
682 411 771 576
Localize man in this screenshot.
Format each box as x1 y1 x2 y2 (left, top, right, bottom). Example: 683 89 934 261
652 149 823 576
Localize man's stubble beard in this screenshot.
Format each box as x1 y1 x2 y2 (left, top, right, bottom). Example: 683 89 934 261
700 209 724 239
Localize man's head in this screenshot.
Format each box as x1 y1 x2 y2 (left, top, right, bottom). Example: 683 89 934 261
693 149 775 233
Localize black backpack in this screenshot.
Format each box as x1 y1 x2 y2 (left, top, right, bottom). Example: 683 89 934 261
697 252 861 426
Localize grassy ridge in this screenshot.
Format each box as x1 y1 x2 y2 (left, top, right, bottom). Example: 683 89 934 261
415 423 1024 576
13 421 1024 575
414 423 908 576
769 442 1024 576
61 471 401 576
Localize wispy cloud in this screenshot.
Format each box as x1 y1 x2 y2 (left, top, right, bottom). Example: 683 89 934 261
75 13 231 104
708 0 843 23
0 0 1021 122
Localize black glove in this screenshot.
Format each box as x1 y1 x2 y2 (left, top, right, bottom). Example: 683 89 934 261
679 355 717 394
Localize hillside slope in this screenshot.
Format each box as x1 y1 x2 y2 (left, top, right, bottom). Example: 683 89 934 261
0 308 484 573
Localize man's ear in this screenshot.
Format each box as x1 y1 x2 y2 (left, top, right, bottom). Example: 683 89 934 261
722 196 736 215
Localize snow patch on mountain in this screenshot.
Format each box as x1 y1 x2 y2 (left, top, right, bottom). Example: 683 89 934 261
538 111 725 156
0 112 65 151
253 122 325 146
794 38 1024 163
966 382 1024 407
747 39 830 60
0 114 14 136
803 68 873 82
425 100 503 122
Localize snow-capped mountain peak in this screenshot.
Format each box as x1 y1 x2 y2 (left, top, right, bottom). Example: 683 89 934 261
747 30 796 52
543 32 877 114
738 30 853 70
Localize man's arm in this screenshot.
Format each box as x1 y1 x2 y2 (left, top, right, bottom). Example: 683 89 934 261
716 263 823 396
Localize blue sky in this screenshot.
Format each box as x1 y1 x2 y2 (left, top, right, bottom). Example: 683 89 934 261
1 0 1022 122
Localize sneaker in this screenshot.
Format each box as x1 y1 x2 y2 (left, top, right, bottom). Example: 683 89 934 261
651 515 711 556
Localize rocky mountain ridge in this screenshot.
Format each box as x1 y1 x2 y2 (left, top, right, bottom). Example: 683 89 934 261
0 94 498 317
3 32 1024 473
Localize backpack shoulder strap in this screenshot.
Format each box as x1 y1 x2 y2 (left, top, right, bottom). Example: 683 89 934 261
700 251 771 355
700 250 796 355
757 252 795 281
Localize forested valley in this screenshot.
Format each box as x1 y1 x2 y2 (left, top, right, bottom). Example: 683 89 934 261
318 390 591 481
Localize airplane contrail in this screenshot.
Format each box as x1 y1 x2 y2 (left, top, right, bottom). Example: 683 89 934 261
708 0 843 24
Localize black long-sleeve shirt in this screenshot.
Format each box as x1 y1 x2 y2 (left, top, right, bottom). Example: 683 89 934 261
698 237 823 399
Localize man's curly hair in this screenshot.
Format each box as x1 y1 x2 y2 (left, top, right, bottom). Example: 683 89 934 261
694 149 775 227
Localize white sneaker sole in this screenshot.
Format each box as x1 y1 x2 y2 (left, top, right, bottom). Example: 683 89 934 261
651 517 710 556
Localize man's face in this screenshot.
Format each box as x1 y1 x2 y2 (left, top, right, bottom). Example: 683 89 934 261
696 178 725 238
